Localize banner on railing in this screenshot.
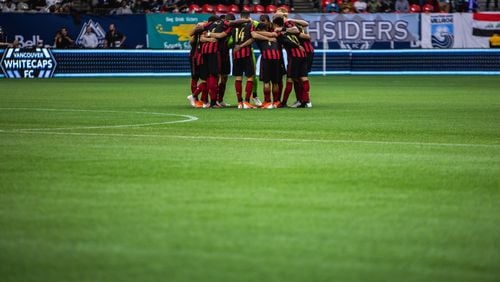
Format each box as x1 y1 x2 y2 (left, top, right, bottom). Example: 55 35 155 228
146 14 210 49
421 12 500 48
0 48 57 78
292 13 420 49
0 13 147 49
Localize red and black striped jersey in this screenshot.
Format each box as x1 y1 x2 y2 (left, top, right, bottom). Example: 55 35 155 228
231 22 253 59
297 25 314 54
278 32 306 58
201 20 231 54
255 39 281 60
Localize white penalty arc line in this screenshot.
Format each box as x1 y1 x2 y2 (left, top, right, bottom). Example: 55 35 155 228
0 107 198 131
2 130 499 149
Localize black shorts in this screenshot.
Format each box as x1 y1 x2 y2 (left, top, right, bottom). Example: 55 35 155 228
200 53 220 78
287 57 308 79
260 59 282 84
232 56 255 77
306 52 314 73
190 53 203 80
220 52 230 76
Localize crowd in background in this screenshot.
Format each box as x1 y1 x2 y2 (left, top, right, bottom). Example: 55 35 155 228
0 0 497 14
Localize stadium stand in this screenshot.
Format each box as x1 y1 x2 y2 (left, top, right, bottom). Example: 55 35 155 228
0 0 495 15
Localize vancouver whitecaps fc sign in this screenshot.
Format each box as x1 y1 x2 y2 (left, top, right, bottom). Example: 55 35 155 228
1 48 57 78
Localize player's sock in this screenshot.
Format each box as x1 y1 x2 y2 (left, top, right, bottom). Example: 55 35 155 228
272 86 280 102
302 80 310 103
191 78 198 94
235 80 243 102
282 81 293 104
294 80 303 102
207 76 218 104
193 81 206 99
264 86 271 103
245 80 254 102
218 81 226 102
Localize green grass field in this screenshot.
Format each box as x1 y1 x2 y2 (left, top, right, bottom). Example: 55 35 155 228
0 76 499 282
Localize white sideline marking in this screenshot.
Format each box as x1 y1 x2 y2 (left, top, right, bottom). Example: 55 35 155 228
1 130 499 149
0 108 498 149
0 108 198 130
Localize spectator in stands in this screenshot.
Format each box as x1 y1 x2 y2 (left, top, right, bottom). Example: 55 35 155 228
105 23 126 48
0 0 17 12
113 0 133 14
438 0 450 12
354 0 368 12
160 0 188 12
340 0 355 12
0 39 20 48
380 0 394 12
367 0 382 12
54 27 74 48
486 0 498 10
394 0 409 12
81 26 99 48
325 0 340 12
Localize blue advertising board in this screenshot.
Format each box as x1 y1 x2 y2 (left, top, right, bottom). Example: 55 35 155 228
291 13 420 49
0 13 147 48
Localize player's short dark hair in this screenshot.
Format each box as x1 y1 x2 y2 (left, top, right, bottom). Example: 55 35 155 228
226 13 236 20
273 17 284 27
208 15 220 22
240 11 250 18
259 14 270 23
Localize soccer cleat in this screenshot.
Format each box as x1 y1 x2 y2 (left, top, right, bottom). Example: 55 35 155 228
290 100 302 108
195 100 204 108
243 102 256 109
297 102 312 108
202 103 211 108
237 102 244 109
187 95 197 107
260 102 274 109
252 97 263 106
273 101 283 108
217 101 231 107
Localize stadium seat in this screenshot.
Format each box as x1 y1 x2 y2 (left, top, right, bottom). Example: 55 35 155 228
409 4 421 13
266 4 277 13
242 4 252 12
202 4 215 13
322 0 332 12
254 4 265 13
216 4 228 13
422 3 434 12
228 4 239 13
189 4 202 13
278 5 290 12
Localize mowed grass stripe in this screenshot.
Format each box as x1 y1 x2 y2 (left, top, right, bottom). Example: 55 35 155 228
1 129 500 148
0 76 499 282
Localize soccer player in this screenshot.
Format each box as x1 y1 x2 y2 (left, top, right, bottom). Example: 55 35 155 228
231 12 256 109
272 16 311 108
199 15 232 108
187 22 211 108
252 15 283 109
274 8 312 108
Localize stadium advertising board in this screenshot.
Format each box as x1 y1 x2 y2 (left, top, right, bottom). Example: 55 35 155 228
421 12 500 48
146 14 211 49
292 13 420 49
0 47 57 78
0 13 147 49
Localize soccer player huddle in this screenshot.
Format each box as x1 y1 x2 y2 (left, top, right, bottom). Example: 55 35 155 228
187 7 314 109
